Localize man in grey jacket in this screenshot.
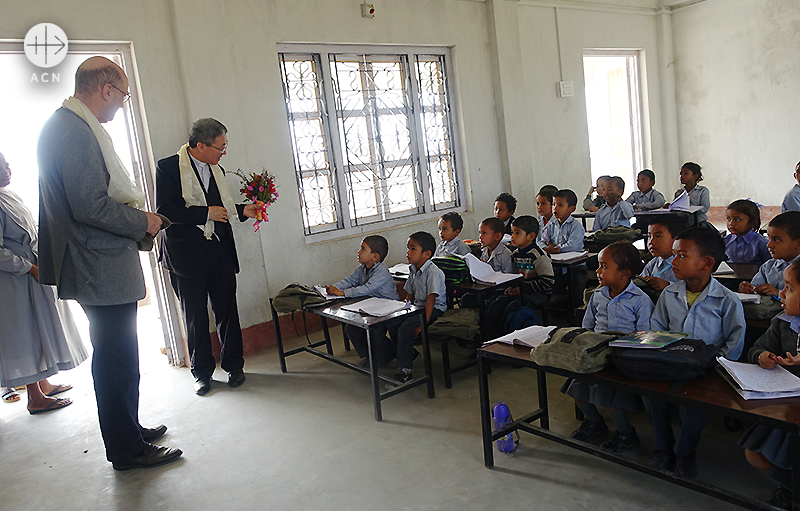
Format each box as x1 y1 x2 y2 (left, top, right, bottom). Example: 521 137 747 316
38 56 182 470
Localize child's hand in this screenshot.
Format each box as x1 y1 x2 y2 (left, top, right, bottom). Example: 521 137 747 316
588 206 599 213
588 186 596 195
754 283 779 296
739 281 756 294
758 351 779 369
543 243 560 254
414 325 422 337
642 276 669 291
777 352 800 366
325 285 344 296
505 287 520 298
663 202 671 208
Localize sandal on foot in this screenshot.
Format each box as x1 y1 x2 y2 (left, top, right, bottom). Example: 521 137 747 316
28 397 72 415
2 387 20 403
45 384 72 397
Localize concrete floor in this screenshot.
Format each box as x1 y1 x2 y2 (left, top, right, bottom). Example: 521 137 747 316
0 328 772 511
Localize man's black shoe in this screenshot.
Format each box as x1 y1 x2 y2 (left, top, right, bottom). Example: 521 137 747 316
228 370 246 388
141 424 167 442
112 442 183 471
194 376 211 396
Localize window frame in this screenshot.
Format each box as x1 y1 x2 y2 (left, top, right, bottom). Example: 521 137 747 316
277 43 466 244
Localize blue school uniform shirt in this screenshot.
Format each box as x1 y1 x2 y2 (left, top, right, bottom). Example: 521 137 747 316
539 215 585 252
593 200 634 230
782 184 800 213
583 280 653 333
651 278 745 360
751 254 800 290
536 214 555 245
724 230 770 265
334 261 399 300
640 255 678 283
626 189 666 210
674 185 710 224
481 243 514 273
434 238 470 258
405 259 448 312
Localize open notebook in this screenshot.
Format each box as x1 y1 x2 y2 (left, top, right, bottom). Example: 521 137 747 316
451 253 519 285
483 325 557 348
717 357 800 400
341 297 411 317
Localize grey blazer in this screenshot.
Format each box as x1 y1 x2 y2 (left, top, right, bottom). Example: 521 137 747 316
37 108 148 306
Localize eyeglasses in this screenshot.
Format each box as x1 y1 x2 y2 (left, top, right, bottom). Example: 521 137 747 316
204 142 228 153
109 83 131 103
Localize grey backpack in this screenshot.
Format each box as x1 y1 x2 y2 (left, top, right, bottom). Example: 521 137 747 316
272 283 325 313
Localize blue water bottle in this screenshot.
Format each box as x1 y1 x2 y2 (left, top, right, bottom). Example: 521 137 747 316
492 401 519 455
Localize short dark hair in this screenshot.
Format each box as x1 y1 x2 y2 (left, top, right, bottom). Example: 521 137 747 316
409 231 436 257
189 118 227 148
511 215 539 237
440 212 463 232
638 169 656 182
75 63 123 96
606 176 625 194
554 189 578 208
682 162 703 182
675 227 727 272
727 199 761 231
495 192 517 213
363 235 389 262
769 211 800 241
537 185 559 204
789 258 800 284
649 214 685 238
597 175 611 183
602 241 643 276
481 217 505 235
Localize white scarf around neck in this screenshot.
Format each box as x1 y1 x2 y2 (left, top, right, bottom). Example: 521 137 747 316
62 97 145 209
0 187 38 253
178 143 237 239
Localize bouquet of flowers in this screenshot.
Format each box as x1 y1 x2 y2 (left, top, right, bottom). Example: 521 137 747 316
232 168 278 232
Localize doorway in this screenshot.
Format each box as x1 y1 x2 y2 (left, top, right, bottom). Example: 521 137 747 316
0 43 185 367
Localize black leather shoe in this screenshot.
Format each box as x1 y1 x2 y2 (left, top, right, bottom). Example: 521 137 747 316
141 424 167 442
228 369 246 388
112 442 183 471
193 376 211 396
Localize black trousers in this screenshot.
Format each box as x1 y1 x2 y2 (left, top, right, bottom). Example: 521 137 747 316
170 239 244 379
81 302 145 463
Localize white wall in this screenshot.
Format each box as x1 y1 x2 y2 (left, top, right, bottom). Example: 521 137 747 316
671 0 800 207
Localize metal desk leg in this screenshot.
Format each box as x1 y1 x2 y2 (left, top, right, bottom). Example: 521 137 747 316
420 314 435 399
441 340 453 389
478 353 494 468
341 323 351 351
366 328 382 422
321 317 333 355
537 369 550 430
270 300 287 373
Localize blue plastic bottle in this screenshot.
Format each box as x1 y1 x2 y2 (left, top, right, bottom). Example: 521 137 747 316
492 401 519 455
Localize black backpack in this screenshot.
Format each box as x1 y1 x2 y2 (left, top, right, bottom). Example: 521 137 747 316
611 338 718 381
432 256 471 285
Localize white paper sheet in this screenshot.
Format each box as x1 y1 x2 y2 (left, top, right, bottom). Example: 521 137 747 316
341 297 411 317
461 253 520 285
714 261 734 275
314 285 345 300
734 292 761 304
550 251 589 262
484 325 557 348
718 357 800 392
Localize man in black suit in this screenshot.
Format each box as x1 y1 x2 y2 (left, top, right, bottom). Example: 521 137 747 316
156 118 257 395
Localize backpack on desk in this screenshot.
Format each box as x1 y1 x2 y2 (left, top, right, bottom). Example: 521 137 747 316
529 327 623 373
272 283 325 313
586 226 641 242
432 256 471 285
742 295 783 320
612 338 718 381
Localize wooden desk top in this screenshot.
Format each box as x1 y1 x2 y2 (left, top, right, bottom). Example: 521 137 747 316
480 342 800 430
550 252 597 266
305 297 423 328
714 263 761 282
573 212 596 218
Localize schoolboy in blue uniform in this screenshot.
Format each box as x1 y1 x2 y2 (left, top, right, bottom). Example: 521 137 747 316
780 162 800 213
740 259 800 509
640 215 684 293
494 192 517 235
724 199 770 265
389 231 447 383
593 176 634 230
326 235 399 366
562 242 652 453
626 169 666 211
541 189 587 309
536 185 558 246
645 227 745 479
479 217 514 273
434 212 470 258
739 211 800 298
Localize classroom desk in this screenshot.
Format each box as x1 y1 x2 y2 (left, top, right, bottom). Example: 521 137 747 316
573 211 596 230
550 252 598 325
478 342 800 511
270 297 434 422
634 208 701 228
715 263 761 291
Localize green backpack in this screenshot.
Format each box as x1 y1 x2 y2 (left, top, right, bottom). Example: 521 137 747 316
588 226 641 242
529 327 624 373
427 308 481 341
432 256 471 285
272 283 325 313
